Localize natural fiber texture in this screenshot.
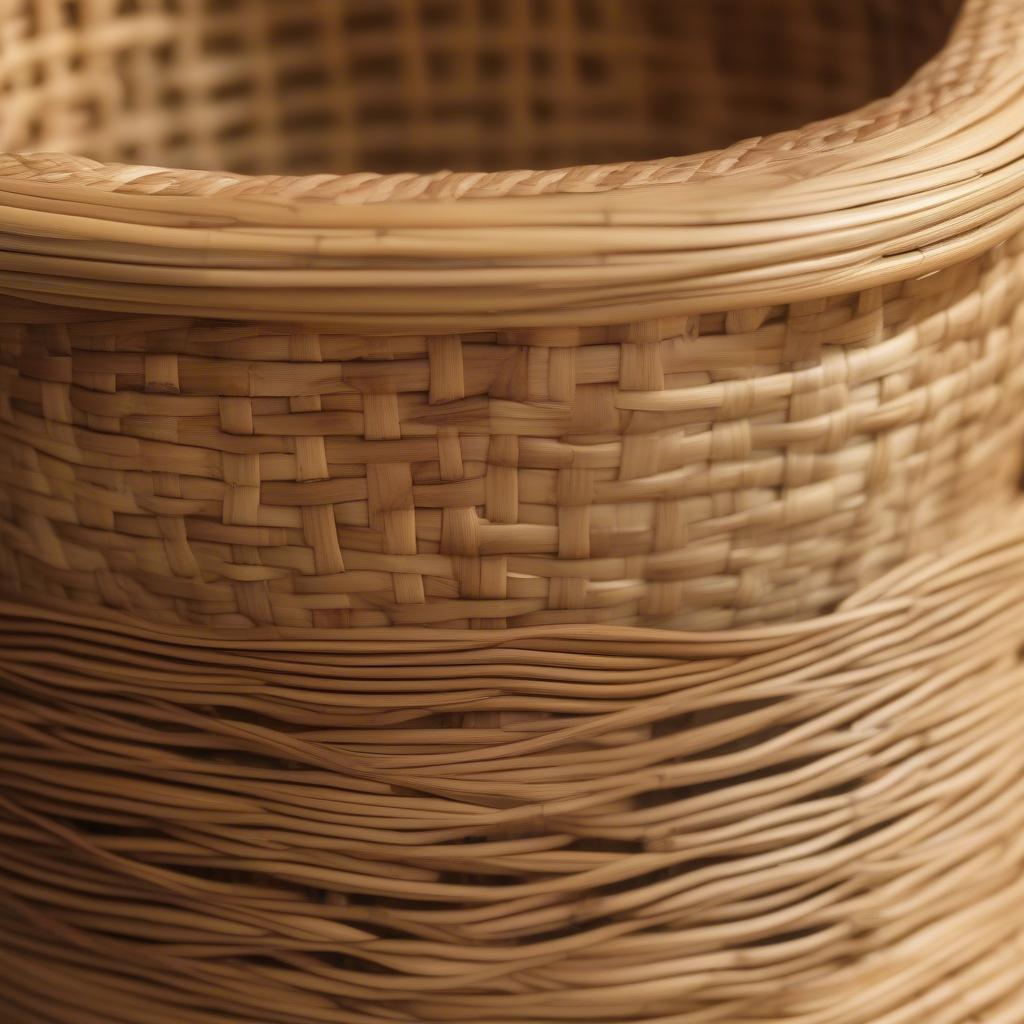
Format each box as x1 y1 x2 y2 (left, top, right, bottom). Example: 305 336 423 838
2 508 1024 1023
2 2 1024 1022
0 0 1021 330
3 240 1024 629
2 2 1024 629
0 0 966 184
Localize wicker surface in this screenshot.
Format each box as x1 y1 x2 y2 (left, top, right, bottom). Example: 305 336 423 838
2 1 1024 1022
0 0 966 182
0 0 1021 330
0 1 1022 629
2 510 1024 1022
3 242 1024 629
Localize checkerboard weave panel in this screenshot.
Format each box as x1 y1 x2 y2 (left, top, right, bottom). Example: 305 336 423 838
3 238 1023 629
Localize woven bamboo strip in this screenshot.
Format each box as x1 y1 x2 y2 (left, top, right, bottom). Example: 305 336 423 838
3 236 1024 628
2 506 1024 1022
1 2 1024 1021
0 0 1017 329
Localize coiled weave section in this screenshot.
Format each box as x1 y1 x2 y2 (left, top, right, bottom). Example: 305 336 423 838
2 509 1024 1023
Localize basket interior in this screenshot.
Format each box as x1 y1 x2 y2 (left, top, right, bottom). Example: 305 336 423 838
2 0 963 177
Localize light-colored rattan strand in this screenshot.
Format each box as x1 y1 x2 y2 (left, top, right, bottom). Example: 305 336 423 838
3 238 1024 629
2 507 1024 1022
0 1 1018 329
2 2 1024 1022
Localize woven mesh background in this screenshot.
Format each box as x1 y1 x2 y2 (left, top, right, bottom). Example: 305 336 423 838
2 2 1024 1022
0 0 962 179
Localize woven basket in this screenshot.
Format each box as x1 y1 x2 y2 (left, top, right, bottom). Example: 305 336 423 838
2 1 1024 1021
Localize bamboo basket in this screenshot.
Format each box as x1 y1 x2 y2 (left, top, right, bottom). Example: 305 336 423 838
2 0 1024 1021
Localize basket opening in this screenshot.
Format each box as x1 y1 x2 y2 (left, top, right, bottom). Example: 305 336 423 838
2 0 963 178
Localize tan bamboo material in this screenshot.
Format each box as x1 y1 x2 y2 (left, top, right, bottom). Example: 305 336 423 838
0 0 1023 629
2 509 1024 1023
2 1 1024 1021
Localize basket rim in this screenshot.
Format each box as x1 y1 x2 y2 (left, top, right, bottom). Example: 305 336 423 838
1 0 1023 331
0 0 995 208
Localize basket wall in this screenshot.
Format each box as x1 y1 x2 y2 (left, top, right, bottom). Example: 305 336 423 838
2 1 1024 1022
3 240 1024 629
2 513 1024 1022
